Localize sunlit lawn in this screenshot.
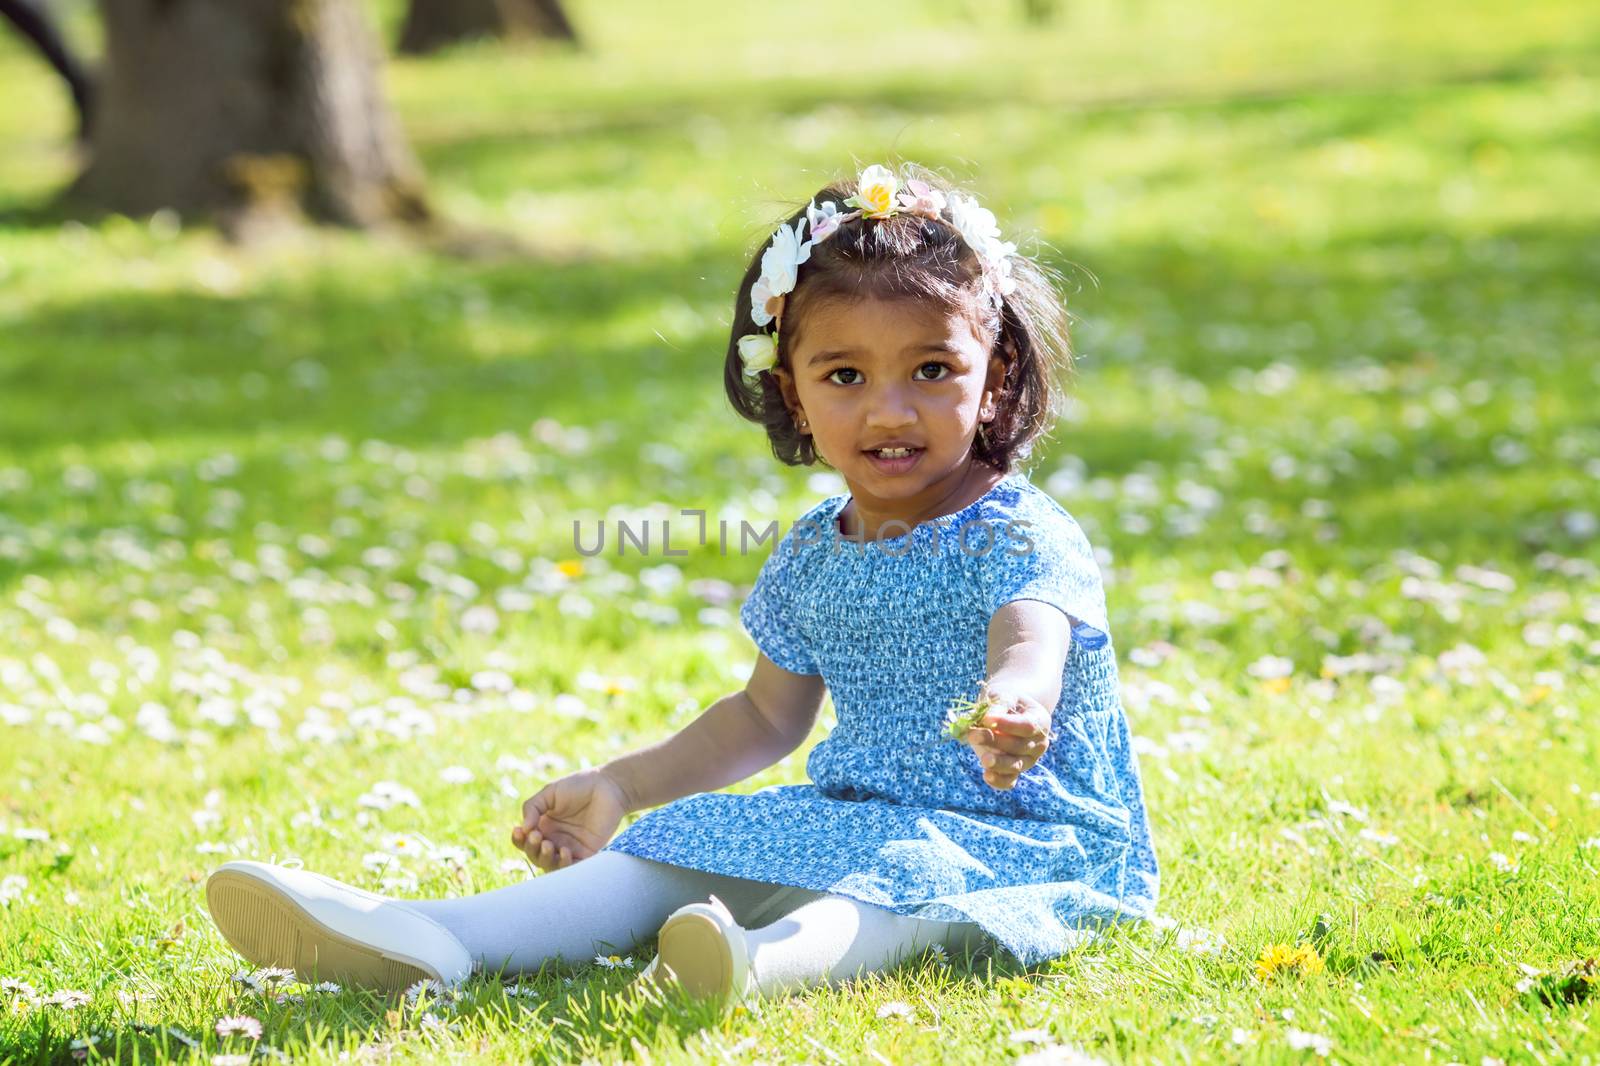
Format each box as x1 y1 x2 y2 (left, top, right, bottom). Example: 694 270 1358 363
1 0 1597 1062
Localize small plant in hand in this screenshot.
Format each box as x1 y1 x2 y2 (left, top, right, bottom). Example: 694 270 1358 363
942 682 1057 745
944 684 1002 743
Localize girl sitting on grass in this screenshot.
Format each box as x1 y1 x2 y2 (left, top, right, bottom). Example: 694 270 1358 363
206 161 1160 1010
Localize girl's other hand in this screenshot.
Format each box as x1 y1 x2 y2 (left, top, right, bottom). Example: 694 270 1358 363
510 768 630 872
963 687 1053 791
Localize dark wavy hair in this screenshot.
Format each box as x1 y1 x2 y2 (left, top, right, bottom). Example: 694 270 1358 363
723 162 1074 473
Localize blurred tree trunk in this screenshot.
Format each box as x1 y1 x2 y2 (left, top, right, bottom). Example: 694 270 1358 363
397 0 577 55
71 0 429 230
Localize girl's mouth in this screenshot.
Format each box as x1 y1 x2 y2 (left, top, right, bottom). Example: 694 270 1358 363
862 446 924 475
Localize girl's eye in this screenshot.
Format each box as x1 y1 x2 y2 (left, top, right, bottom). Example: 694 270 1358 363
826 363 951 386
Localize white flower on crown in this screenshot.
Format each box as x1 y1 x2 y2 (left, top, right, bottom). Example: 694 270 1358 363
749 218 811 328
739 201 834 376
806 199 842 242
991 244 1018 297
898 178 947 218
736 333 778 378
737 165 1019 379
947 191 1016 302
845 164 899 218
947 191 1002 260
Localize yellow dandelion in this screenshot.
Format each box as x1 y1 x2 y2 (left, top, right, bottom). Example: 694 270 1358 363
1255 943 1297 979
1254 942 1324 981
556 559 585 579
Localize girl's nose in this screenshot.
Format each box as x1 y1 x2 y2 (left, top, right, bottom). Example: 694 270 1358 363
864 385 918 428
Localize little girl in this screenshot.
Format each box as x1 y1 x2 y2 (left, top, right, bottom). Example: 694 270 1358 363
206 162 1160 1009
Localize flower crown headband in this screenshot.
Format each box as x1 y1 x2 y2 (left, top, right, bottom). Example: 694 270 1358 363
737 165 1018 378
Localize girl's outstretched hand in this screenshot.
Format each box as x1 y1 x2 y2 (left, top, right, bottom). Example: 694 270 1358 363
511 768 631 871
963 685 1054 791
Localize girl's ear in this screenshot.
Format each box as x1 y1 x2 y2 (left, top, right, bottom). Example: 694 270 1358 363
980 350 1007 421
770 365 809 432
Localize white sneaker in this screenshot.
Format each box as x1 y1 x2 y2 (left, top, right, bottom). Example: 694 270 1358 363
205 861 473 992
633 894 754 1010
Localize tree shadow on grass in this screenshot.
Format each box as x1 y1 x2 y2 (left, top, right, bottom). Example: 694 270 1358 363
2 218 1591 450
0 217 1593 598
1 48 1585 235
411 54 1582 197
0 244 739 457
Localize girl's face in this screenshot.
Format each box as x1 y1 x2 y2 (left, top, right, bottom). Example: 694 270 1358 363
773 295 1006 511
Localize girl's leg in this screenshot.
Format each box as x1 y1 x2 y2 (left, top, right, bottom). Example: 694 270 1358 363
399 850 791 977
741 893 988 999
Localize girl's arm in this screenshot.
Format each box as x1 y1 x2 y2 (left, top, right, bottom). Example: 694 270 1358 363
985 599 1071 708
967 600 1072 790
599 653 827 814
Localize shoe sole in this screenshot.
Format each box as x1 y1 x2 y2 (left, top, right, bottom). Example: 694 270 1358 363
206 868 440 993
655 912 733 1002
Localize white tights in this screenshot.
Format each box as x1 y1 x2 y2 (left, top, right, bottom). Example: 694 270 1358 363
399 850 987 998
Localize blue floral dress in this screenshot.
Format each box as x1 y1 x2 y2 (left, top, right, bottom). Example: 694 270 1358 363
605 470 1160 967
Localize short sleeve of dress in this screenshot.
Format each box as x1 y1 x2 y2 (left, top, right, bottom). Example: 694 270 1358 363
980 501 1112 651
738 522 821 676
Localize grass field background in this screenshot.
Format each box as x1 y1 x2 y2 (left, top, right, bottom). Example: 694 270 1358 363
1 0 1598 1061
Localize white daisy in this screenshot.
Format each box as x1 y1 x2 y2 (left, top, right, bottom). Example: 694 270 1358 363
213 1014 262 1039
1016 1045 1108 1065
404 978 444 1004
253 966 296 986
0 978 38 1002
43 989 90 1009
1284 1028 1332 1056
231 970 264 992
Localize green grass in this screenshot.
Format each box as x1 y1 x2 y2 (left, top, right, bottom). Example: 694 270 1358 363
1 0 1598 1062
